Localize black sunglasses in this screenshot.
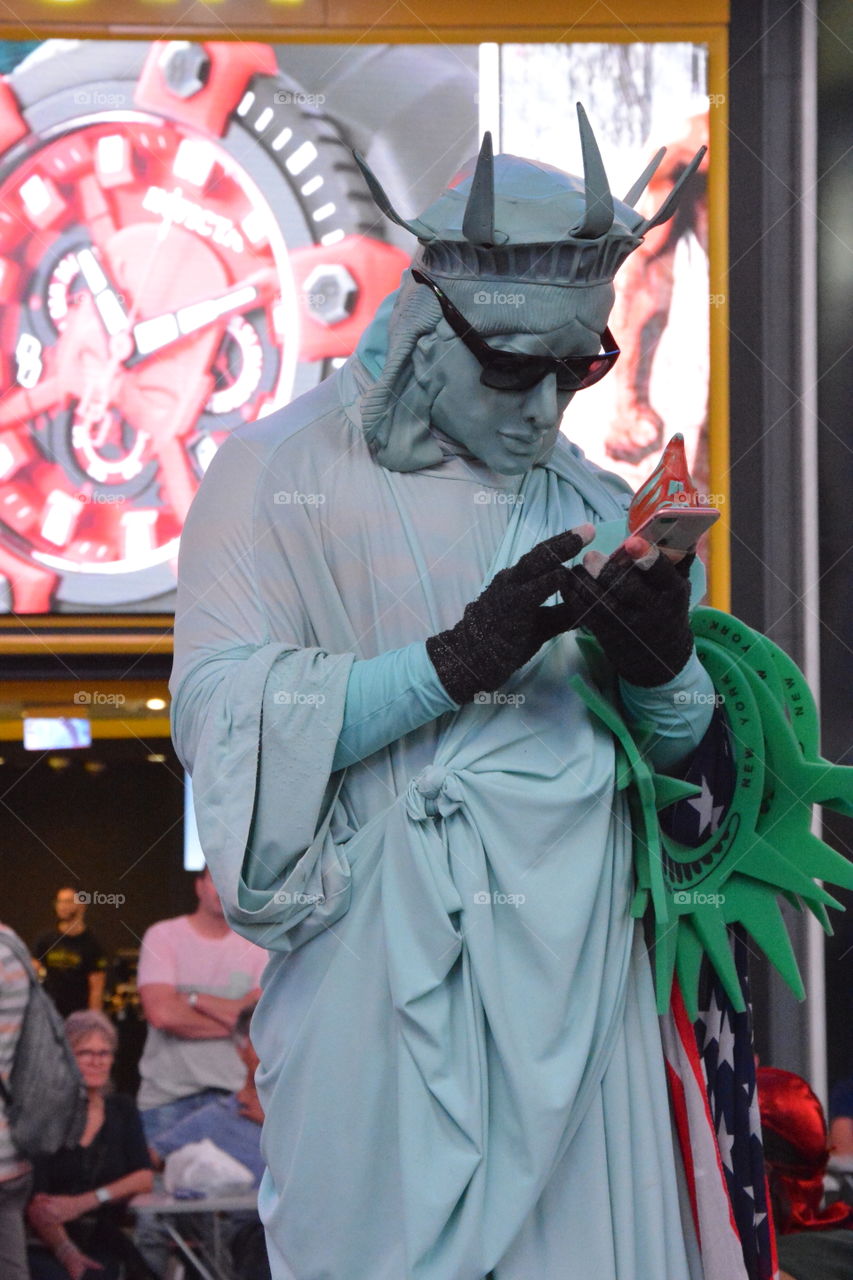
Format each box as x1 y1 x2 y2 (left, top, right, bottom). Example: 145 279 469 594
411 268 620 393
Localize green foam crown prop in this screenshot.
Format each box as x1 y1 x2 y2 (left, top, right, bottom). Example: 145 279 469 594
354 104 706 287
573 608 853 1020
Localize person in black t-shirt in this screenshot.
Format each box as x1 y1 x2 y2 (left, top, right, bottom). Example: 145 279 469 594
32 888 108 1017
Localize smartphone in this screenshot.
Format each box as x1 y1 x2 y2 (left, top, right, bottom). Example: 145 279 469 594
630 506 720 552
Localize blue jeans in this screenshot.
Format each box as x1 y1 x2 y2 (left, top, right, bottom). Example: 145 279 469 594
140 1088 230 1144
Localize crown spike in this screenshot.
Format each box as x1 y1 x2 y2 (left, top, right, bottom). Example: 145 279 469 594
462 131 496 245
352 149 436 240
637 146 707 234
623 147 667 208
571 103 614 239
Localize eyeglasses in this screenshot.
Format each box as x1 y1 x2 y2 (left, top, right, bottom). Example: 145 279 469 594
76 1049 114 1061
411 268 620 393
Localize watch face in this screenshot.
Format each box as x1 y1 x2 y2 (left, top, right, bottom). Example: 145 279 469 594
0 40 409 612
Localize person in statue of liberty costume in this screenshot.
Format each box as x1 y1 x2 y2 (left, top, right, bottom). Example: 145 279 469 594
169 107 712 1279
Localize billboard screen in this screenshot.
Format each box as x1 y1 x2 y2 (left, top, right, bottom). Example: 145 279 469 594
0 38 709 615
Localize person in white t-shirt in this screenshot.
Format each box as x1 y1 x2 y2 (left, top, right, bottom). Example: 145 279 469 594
136 867 267 1142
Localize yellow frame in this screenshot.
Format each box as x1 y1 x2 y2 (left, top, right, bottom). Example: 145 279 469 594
0 4 729 668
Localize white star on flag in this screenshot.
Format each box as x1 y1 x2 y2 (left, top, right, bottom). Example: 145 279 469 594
687 775 725 834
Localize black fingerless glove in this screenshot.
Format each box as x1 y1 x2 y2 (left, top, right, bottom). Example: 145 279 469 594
565 549 695 688
426 527 589 705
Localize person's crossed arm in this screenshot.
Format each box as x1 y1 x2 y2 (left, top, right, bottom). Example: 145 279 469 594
139 984 260 1040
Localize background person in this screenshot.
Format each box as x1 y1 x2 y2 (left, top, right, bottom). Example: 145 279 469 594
0 921 33 1280
136 866 267 1143
26 1010 155 1280
150 1002 264 1186
33 889 107 1018
151 1004 270 1280
828 1074 853 1158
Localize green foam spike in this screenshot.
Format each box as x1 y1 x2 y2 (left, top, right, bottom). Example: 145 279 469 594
804 900 834 935
692 911 746 1012
654 921 678 1015
729 878 805 1000
788 830 853 891
743 835 843 910
652 773 703 810
675 923 706 1022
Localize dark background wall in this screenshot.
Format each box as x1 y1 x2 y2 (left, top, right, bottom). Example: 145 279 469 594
728 0 852 1093
816 0 853 1097
0 740 193 958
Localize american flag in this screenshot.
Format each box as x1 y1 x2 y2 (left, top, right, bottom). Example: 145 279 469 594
659 708 777 1279
694 930 777 1280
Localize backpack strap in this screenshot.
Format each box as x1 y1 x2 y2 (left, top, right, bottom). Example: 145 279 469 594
0 931 39 1106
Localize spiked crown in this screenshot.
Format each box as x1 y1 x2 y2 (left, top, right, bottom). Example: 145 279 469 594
355 104 706 287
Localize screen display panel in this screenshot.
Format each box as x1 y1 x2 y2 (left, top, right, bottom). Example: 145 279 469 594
0 38 709 615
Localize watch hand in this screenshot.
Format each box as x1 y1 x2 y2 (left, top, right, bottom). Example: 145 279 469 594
0 377 67 430
131 284 257 356
76 247 130 338
127 269 277 363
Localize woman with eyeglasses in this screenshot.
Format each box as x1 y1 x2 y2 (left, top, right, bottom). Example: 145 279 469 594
26 1010 155 1280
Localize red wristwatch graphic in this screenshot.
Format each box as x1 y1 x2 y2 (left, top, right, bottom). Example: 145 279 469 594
0 40 407 612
